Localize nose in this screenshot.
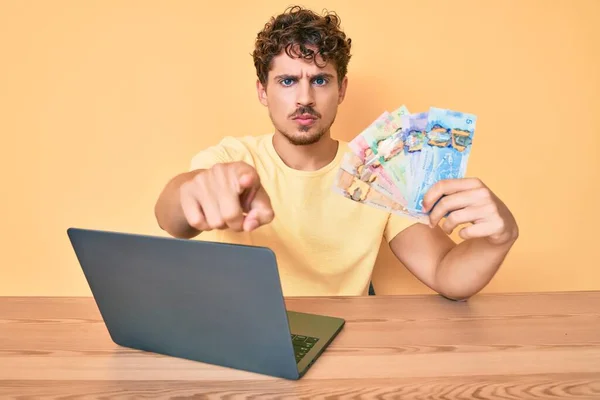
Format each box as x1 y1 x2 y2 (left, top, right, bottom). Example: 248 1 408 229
296 79 315 107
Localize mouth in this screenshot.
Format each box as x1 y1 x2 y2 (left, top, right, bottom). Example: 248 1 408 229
292 114 318 126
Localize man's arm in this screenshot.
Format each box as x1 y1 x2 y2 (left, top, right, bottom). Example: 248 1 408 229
155 170 204 239
388 178 519 301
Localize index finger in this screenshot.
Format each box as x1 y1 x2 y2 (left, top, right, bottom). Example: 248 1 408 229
422 178 484 212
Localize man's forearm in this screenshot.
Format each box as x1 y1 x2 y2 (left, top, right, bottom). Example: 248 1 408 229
434 235 518 301
154 170 202 239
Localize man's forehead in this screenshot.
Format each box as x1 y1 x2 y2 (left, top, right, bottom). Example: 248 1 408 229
269 49 337 77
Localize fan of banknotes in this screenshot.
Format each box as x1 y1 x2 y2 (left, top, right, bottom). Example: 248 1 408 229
333 105 477 223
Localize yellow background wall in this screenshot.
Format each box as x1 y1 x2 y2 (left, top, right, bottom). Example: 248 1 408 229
1 0 598 296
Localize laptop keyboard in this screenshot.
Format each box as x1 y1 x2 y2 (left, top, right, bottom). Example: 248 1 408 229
291 334 319 363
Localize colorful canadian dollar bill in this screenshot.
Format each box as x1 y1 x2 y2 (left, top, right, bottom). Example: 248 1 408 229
334 153 427 222
383 111 430 212
348 111 390 161
333 154 408 215
411 107 477 212
345 105 411 205
361 105 409 165
338 151 406 205
348 105 409 163
334 105 476 223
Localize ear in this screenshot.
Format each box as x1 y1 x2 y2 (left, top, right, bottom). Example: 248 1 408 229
256 79 268 107
338 75 348 104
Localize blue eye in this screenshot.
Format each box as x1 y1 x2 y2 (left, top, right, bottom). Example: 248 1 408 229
314 77 327 86
281 78 294 86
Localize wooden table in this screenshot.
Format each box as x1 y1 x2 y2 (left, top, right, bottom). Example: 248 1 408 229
1 292 599 399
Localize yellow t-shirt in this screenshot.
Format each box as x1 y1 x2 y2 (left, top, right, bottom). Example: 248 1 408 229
189 134 415 296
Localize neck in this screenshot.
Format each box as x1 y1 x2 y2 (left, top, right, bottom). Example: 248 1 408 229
272 131 339 171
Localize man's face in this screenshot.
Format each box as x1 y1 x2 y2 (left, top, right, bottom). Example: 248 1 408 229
257 46 348 146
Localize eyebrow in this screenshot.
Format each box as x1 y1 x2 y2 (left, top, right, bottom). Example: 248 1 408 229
273 73 335 81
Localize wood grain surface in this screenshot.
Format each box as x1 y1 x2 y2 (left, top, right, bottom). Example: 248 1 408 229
1 292 599 399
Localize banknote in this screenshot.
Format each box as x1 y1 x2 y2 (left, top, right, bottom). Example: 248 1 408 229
361 105 409 165
411 107 477 212
348 111 390 161
368 162 409 205
333 154 427 222
334 105 476 223
345 105 410 204
388 111 430 211
333 162 408 216
336 152 434 222
348 105 409 163
339 151 408 206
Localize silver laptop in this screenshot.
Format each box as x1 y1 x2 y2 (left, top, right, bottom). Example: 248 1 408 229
66 227 345 380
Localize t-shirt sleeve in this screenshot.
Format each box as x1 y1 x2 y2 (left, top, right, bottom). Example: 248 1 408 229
189 136 247 171
383 213 416 243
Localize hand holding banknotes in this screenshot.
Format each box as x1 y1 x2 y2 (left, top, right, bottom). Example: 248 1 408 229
179 162 275 232
334 105 499 228
422 178 519 246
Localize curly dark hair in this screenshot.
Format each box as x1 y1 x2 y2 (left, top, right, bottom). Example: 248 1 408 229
252 6 352 86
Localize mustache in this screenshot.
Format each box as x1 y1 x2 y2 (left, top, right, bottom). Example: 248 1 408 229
290 106 321 118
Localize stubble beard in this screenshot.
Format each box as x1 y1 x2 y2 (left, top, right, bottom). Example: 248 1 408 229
271 115 336 146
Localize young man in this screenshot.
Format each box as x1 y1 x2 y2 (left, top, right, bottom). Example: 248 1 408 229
154 6 519 300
